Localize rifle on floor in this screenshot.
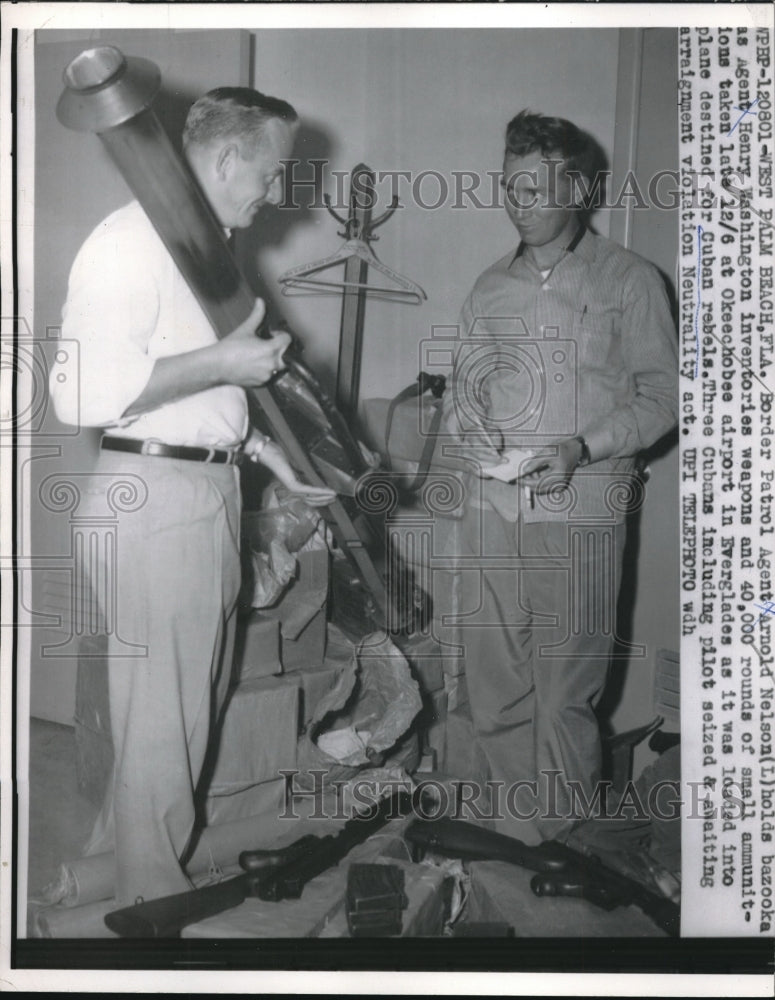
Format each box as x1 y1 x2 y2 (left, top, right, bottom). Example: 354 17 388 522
405 816 680 937
104 789 413 937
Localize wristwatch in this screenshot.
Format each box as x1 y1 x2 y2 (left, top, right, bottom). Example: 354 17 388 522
247 433 271 462
573 436 592 468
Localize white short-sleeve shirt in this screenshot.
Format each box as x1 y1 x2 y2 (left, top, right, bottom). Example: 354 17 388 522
50 200 249 449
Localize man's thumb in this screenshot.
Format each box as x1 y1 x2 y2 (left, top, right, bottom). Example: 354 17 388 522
251 298 267 327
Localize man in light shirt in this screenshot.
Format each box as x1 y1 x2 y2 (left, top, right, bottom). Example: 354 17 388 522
442 110 678 844
50 87 334 906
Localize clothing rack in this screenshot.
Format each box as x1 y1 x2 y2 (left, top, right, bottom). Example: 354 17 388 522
278 163 426 419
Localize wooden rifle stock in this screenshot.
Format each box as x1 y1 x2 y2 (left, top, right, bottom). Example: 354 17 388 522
406 817 680 937
105 873 253 938
105 791 414 937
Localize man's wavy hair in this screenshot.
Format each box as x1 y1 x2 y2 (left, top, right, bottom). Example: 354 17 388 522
505 110 608 211
183 87 298 158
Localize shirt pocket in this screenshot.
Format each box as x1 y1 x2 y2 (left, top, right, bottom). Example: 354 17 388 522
572 308 618 373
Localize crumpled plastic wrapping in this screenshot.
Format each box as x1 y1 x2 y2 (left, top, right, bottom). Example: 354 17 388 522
241 486 328 610
297 632 423 788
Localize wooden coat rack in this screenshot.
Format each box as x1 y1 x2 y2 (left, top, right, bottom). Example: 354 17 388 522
278 164 426 420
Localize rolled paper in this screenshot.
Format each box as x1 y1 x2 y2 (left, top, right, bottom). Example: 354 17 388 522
41 850 115 908
41 808 311 908
35 898 119 939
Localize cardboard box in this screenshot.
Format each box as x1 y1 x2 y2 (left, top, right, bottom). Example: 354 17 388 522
262 548 329 672
206 775 287 826
234 613 282 680
294 666 340 733
207 675 300 795
280 605 327 672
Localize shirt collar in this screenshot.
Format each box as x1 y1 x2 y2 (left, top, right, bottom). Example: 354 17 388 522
509 222 588 268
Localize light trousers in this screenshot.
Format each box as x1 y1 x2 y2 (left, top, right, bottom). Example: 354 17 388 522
451 502 626 844
81 451 242 906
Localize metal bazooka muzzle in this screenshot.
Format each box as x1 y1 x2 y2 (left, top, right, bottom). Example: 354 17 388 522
56 45 251 332
56 45 404 627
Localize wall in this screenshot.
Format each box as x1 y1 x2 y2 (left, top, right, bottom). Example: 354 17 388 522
248 28 620 397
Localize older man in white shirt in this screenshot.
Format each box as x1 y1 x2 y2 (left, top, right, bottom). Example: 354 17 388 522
50 86 333 907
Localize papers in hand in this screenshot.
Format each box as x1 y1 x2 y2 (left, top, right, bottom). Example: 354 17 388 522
480 447 537 483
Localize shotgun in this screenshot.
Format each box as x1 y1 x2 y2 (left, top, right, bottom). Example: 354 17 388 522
405 816 680 937
104 790 413 937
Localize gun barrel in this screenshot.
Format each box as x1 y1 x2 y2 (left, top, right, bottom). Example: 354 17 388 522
405 818 567 873
531 871 622 911
104 874 250 938
239 833 319 873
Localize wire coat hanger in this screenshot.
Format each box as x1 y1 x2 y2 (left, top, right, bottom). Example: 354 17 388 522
278 194 427 303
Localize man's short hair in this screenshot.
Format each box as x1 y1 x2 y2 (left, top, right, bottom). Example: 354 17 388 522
505 110 607 207
183 87 298 157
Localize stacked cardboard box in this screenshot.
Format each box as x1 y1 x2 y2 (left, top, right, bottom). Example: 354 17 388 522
233 614 282 680
206 546 333 825
74 538 472 831
205 675 300 825
259 548 329 672
236 548 329 680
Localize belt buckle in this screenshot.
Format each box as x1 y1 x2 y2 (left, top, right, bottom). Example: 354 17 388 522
141 438 165 457
204 447 235 464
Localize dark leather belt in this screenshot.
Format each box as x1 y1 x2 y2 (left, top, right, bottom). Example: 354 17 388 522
101 435 243 465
